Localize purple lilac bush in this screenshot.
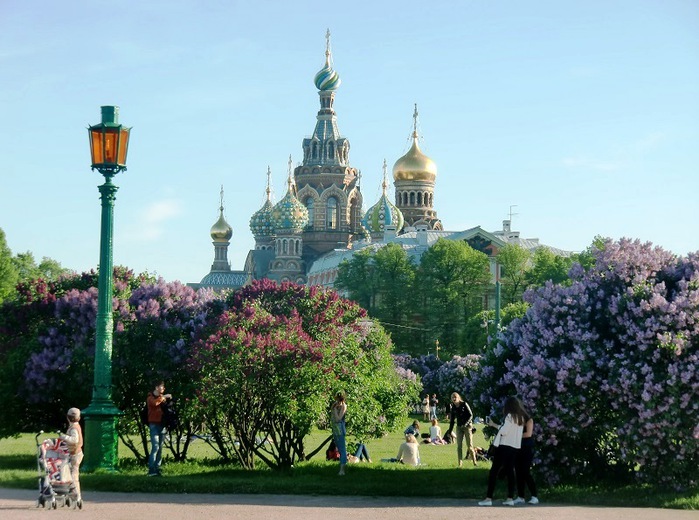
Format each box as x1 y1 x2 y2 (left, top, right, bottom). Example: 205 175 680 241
475 239 698 488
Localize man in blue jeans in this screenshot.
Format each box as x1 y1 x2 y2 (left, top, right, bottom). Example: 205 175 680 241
146 381 172 476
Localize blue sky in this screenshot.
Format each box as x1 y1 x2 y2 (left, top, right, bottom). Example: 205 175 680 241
1 0 697 284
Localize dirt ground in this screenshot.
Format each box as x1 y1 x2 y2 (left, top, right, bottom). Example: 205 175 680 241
0 488 696 520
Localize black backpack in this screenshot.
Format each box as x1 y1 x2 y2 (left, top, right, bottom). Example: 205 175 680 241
160 399 179 430
139 402 149 426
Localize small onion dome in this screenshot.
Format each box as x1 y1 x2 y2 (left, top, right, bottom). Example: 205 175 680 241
314 59 341 91
362 192 404 234
314 31 341 91
271 189 309 233
210 211 233 241
392 134 437 182
249 199 274 238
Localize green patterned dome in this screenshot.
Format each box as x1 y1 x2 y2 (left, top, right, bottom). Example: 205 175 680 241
362 193 404 234
249 199 274 237
271 187 308 233
362 160 404 235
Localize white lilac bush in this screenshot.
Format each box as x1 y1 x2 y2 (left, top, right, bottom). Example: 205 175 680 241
475 239 698 488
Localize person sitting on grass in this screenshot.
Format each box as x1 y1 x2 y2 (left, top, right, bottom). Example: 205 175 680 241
429 418 446 445
404 419 420 437
396 433 421 466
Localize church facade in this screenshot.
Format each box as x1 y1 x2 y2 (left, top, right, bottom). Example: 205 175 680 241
191 33 569 296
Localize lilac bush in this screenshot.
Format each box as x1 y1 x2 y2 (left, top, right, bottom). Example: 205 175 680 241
474 239 699 488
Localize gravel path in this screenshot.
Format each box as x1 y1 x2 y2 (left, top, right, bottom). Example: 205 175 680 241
1 488 695 520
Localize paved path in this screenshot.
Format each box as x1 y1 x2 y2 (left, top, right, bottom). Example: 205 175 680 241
0 488 695 519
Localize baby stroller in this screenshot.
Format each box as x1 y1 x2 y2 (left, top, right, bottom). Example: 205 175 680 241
35 431 82 509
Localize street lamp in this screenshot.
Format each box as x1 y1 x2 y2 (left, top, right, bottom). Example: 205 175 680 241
82 106 131 471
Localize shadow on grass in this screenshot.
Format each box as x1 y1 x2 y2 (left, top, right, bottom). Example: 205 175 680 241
0 454 35 471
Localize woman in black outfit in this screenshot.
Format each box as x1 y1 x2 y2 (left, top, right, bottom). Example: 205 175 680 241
514 408 539 505
447 392 477 467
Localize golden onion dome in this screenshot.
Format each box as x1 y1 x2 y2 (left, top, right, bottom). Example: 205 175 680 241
210 211 233 241
392 133 437 182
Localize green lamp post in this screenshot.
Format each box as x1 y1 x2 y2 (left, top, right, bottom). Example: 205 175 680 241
81 105 131 472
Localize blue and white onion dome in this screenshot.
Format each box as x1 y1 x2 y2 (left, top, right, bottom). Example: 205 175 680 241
314 31 341 91
271 179 309 233
362 160 404 234
362 193 404 234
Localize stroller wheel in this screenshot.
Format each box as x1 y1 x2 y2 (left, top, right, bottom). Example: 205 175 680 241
52 499 58 509
77 499 83 509
65 497 72 508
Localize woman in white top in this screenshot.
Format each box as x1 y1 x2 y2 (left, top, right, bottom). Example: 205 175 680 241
478 396 527 506
429 418 445 444
396 433 421 466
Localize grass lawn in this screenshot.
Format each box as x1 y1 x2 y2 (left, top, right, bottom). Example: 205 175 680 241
0 416 696 510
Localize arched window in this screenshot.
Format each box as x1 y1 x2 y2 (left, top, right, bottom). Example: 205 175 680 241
328 141 334 160
327 197 338 229
409 192 415 205
305 197 314 229
417 192 423 205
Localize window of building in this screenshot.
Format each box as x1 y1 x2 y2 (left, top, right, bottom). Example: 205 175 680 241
327 197 338 229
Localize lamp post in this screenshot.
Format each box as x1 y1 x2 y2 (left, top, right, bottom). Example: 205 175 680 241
81 106 131 472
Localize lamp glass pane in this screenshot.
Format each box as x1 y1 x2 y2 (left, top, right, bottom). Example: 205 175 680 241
103 129 118 164
117 128 130 165
90 130 105 165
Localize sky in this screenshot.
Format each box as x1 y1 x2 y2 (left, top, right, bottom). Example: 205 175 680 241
1 0 698 284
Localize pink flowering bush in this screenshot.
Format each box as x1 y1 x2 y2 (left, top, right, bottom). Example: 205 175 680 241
473 239 699 488
190 279 417 470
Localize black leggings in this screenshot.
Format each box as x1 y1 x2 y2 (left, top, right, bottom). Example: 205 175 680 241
516 440 537 497
486 445 517 499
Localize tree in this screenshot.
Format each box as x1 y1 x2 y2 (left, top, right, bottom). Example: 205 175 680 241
334 248 380 314
417 239 491 355
191 280 419 470
526 247 572 287
0 229 18 303
470 238 699 488
497 244 531 304
373 244 416 349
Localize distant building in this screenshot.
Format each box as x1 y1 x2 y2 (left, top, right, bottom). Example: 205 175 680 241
190 32 570 298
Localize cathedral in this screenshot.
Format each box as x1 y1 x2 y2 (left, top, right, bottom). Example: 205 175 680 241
190 32 568 294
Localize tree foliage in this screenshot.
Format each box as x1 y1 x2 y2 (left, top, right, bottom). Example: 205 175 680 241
191 279 419 470
0 229 18 303
497 244 531 304
417 239 491 356
470 238 699 488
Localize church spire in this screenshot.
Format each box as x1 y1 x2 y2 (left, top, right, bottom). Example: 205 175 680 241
304 30 348 167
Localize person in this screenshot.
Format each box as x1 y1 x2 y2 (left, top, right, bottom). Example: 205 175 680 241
422 395 430 420
430 394 439 420
404 419 420 437
326 439 340 461
396 433 421 466
429 418 445 444
147 381 172 476
58 407 83 506
448 392 477 467
478 396 527 507
514 405 539 505
331 392 348 475
353 442 372 462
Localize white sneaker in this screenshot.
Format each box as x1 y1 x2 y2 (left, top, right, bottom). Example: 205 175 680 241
503 498 515 506
528 496 539 505
513 497 525 505
478 499 492 506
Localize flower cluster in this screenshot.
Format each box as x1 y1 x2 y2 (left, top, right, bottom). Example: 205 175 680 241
471 239 698 488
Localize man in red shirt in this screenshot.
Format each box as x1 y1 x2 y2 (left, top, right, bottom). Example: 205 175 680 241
147 381 172 476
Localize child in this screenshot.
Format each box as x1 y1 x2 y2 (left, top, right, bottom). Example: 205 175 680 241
58 408 83 506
